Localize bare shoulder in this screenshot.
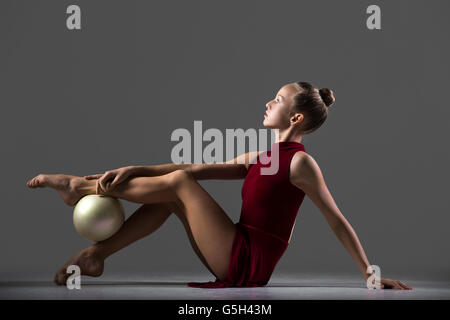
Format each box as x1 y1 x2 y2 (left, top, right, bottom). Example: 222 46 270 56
289 151 323 190
289 151 346 229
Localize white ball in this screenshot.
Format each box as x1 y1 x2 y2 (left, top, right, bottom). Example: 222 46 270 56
73 195 125 242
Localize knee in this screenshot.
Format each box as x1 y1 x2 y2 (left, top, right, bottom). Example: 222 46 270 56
167 169 194 189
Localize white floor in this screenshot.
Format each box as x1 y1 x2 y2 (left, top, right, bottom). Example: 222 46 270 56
1 273 449 300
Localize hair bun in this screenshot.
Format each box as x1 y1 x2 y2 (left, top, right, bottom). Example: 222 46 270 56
319 88 335 107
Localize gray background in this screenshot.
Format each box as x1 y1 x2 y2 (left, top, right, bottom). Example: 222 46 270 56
1 0 448 283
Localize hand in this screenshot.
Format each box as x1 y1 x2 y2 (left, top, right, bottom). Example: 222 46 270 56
368 277 413 290
84 166 136 194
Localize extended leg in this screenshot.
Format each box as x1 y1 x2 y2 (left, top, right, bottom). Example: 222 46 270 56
76 173 179 204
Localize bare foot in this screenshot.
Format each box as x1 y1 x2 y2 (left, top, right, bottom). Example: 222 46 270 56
26 174 84 206
54 247 105 286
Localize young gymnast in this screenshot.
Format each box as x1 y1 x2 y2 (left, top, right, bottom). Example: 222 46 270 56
26 81 412 290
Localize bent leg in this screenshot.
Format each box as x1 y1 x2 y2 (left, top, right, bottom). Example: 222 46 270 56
94 200 220 279
166 201 220 279
168 170 237 281
94 202 173 259
77 170 237 281
54 200 221 285
53 202 174 285
75 170 236 280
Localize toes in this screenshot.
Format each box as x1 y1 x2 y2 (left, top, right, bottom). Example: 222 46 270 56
54 266 68 286
54 272 66 286
26 175 46 188
26 177 39 188
53 275 61 285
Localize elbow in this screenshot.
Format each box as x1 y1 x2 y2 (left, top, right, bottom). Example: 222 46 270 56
186 164 199 179
329 218 346 233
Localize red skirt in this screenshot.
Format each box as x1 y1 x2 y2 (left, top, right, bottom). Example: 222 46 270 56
187 222 289 288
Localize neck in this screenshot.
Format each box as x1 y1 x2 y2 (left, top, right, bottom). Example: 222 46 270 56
273 129 303 144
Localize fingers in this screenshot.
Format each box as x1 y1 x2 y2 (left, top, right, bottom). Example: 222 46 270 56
96 179 106 195
87 170 127 193
84 174 103 180
394 283 404 290
392 280 411 290
98 172 113 192
378 278 412 290
104 172 128 192
97 180 104 195
101 178 113 192
108 175 122 190
388 280 410 290
385 280 402 290
398 280 413 290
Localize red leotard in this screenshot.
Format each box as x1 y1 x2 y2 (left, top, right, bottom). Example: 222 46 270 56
187 141 307 288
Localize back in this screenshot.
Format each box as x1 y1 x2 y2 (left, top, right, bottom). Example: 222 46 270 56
239 141 307 243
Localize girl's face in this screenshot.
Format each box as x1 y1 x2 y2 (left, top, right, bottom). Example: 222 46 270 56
263 83 301 129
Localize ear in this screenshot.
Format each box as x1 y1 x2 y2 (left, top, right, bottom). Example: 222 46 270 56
290 113 304 124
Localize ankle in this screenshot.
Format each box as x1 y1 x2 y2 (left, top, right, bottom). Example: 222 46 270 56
89 243 110 261
72 177 95 197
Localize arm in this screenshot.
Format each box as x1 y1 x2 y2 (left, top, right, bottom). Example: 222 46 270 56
89 152 263 194
132 151 261 180
132 163 194 177
289 152 372 280
289 153 412 290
